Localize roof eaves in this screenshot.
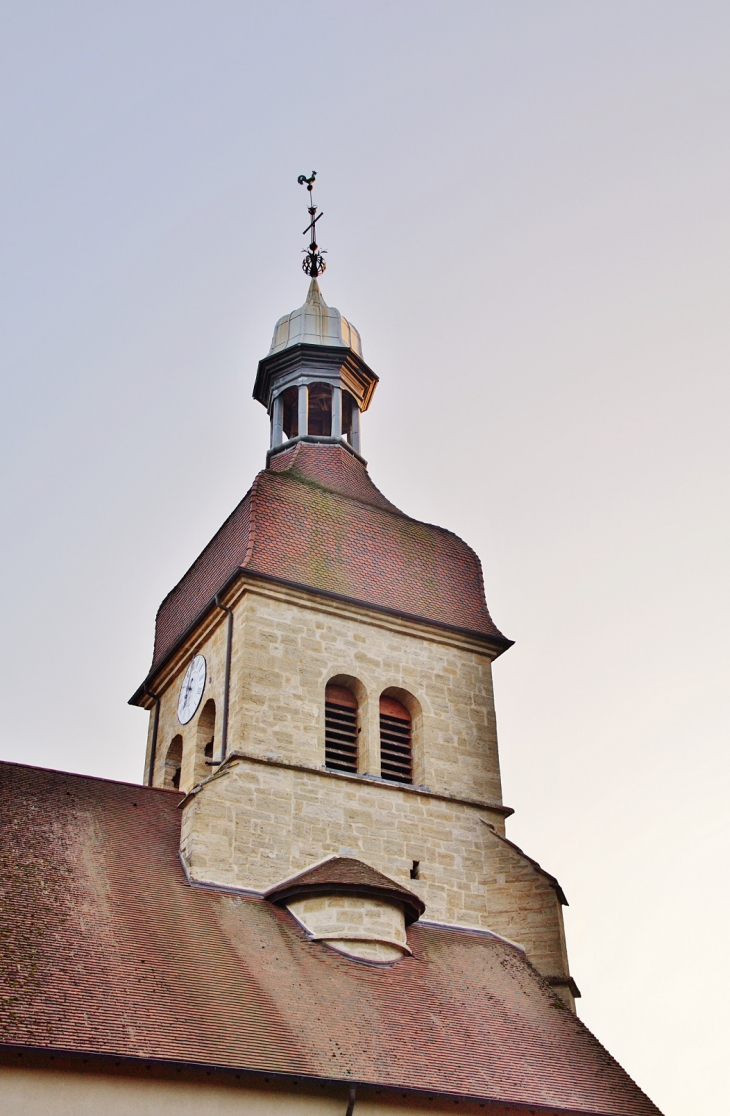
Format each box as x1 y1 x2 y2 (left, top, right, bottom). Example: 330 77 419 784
128 565 247 707
130 567 513 707
263 856 425 923
0 1044 613 1116
242 569 514 652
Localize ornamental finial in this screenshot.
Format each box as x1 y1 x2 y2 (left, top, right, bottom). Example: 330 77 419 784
298 171 327 278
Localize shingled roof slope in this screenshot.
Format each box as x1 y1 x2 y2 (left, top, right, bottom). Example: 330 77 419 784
148 443 508 674
0 761 661 1116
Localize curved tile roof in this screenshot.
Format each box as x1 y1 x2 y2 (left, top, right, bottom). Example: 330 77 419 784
144 443 509 680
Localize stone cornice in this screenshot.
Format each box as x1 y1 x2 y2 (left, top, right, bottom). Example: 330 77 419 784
180 748 514 820
130 569 509 709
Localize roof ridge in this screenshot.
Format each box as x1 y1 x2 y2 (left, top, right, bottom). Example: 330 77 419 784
262 853 340 893
0 758 178 794
241 471 262 570
153 488 253 617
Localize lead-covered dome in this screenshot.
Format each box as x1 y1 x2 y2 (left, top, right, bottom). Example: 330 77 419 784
269 279 363 357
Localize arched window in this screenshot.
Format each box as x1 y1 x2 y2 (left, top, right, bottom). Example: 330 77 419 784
195 699 216 785
308 382 332 437
325 684 358 773
163 735 183 790
379 696 412 784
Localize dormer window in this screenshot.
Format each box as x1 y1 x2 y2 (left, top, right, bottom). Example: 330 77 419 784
325 684 358 773
264 856 425 965
379 696 412 784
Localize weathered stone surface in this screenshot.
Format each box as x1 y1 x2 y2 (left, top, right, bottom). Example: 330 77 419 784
144 577 572 1004
180 754 570 988
146 578 504 808
287 893 408 963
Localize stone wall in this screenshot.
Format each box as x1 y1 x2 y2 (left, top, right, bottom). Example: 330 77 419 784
287 893 409 963
180 753 570 990
145 601 232 792
145 577 505 807
234 583 503 804
143 576 573 1006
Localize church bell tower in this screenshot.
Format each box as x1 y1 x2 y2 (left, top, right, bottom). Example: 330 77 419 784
130 177 579 1008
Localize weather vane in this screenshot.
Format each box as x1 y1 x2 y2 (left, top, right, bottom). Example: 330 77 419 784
298 171 326 278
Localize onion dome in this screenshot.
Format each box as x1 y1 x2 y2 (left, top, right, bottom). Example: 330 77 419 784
269 280 363 357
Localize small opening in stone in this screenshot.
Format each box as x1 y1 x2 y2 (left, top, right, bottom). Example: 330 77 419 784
410 860 420 880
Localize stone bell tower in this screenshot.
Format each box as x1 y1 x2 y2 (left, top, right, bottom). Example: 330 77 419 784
130 186 579 1009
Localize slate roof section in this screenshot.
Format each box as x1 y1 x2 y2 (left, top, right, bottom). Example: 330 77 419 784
265 855 426 924
0 761 662 1116
144 443 509 681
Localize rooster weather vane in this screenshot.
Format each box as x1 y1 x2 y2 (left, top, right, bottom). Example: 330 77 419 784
298 171 326 278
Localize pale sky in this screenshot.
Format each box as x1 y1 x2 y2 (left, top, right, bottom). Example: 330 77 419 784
1 4 728 1113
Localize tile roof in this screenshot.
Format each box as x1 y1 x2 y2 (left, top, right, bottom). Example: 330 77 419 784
145 443 509 680
0 761 661 1116
265 856 426 924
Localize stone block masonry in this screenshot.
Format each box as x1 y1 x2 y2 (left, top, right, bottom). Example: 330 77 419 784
180 752 571 999
145 576 506 808
144 574 574 1008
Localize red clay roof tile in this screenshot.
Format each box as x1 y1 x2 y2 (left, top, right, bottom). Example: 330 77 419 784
147 444 508 678
264 856 426 924
0 761 661 1116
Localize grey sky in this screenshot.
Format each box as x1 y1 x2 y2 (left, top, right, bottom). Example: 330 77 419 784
0 3 728 1113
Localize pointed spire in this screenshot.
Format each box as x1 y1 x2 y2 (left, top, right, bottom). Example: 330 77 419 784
305 278 326 305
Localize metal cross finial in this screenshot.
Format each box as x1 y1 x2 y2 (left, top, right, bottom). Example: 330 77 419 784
298 170 327 278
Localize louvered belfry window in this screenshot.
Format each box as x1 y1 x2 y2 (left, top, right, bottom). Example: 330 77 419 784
325 685 358 773
379 696 413 784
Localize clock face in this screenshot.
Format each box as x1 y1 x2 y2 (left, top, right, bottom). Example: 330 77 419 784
177 655 206 725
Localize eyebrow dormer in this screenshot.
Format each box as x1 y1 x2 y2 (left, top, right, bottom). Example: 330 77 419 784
265 856 424 964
